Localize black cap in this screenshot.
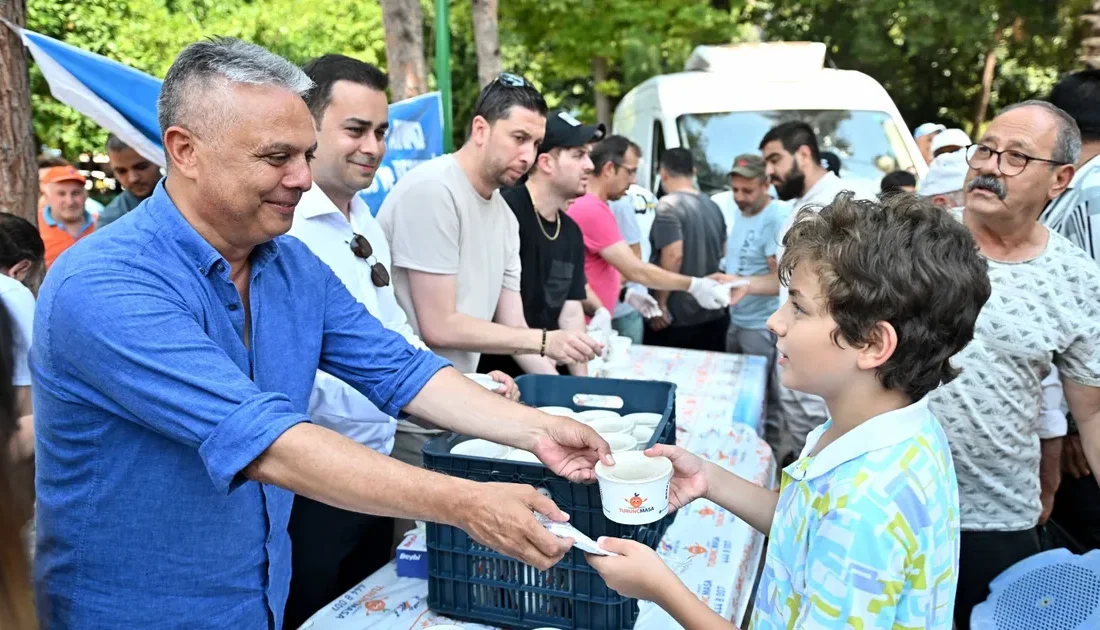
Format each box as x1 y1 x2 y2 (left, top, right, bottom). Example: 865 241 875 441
539 111 606 155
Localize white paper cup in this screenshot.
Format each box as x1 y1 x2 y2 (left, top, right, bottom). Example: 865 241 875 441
576 409 621 423
621 412 662 428
599 432 639 453
504 449 542 464
631 426 655 447
586 417 634 435
609 336 632 363
450 439 510 460
595 451 673 525
464 372 503 392
537 406 576 418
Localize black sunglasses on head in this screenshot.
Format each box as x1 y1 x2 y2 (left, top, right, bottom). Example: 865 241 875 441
348 234 390 288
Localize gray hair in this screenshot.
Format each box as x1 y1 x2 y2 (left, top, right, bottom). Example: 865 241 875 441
157 37 313 153
999 100 1082 165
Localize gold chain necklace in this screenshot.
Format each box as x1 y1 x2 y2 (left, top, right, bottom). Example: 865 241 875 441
533 205 561 241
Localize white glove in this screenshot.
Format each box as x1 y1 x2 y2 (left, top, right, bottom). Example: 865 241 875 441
688 277 729 309
625 288 662 319
589 307 613 334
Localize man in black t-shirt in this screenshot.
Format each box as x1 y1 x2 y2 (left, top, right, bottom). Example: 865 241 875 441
480 111 605 377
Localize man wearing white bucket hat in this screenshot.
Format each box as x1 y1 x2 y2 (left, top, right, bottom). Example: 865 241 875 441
931 128 972 159
919 149 969 208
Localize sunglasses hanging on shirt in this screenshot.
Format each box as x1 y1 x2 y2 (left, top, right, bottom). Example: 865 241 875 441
348 234 391 288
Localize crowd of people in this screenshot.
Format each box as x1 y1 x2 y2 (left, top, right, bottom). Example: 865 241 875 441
1 35 1099 630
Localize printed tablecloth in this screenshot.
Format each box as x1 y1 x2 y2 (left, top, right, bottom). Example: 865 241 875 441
302 346 773 630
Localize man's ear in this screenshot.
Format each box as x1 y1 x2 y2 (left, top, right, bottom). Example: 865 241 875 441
1048 163 1075 201
7 259 31 282
163 126 201 181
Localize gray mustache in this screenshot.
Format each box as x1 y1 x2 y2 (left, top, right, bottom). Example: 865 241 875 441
967 175 1007 200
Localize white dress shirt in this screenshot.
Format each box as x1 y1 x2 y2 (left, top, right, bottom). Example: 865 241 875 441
289 185 428 454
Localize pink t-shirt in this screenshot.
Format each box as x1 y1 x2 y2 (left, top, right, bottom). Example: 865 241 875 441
566 193 625 315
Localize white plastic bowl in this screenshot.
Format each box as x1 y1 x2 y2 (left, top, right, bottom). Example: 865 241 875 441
537 406 576 418
586 417 634 435
576 409 621 423
631 426 655 447
464 372 503 392
599 432 639 453
449 439 510 460
621 412 663 428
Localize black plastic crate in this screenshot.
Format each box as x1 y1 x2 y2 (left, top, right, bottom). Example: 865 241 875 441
423 375 678 629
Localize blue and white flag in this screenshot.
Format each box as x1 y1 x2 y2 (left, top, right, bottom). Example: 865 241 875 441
358 91 444 215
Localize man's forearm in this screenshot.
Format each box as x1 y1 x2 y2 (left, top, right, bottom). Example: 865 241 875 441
404 367 547 448
1076 410 1100 486
745 272 779 296
581 285 603 317
704 461 779 535
619 259 692 291
658 581 739 630
422 312 542 355
516 354 559 375
246 422 476 523
559 302 590 376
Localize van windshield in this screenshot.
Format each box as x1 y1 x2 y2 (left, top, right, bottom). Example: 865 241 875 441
677 110 915 196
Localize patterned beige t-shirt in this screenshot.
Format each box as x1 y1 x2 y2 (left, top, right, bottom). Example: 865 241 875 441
928 217 1100 531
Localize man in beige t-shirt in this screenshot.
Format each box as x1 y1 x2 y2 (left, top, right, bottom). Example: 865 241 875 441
378 73 602 469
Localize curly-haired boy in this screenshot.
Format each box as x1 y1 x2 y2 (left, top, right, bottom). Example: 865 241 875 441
588 191 991 629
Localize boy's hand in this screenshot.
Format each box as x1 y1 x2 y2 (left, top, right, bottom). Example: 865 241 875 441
586 537 678 601
646 444 710 511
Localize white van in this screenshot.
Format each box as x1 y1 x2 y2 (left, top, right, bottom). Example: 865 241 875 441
613 42 925 196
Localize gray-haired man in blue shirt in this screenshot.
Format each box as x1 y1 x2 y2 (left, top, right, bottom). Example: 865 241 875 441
31 37 611 630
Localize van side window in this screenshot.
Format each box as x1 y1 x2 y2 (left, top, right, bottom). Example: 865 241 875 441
652 121 666 194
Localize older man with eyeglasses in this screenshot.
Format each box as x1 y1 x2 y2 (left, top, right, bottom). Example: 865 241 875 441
925 100 1100 628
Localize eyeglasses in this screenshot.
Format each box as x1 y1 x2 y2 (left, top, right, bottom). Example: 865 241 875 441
616 163 638 177
348 234 391 288
965 144 1070 177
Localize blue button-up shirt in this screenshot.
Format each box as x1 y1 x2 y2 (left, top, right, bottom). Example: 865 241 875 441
31 182 450 629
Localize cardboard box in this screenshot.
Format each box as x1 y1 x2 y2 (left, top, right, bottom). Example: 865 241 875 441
395 530 427 579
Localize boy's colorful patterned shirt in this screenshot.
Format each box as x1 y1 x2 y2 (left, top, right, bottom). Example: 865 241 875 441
750 399 960 629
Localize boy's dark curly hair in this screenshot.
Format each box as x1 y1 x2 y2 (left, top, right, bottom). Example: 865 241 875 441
779 191 991 401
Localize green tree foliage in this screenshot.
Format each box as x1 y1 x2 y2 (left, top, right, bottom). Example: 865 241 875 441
25 0 1092 158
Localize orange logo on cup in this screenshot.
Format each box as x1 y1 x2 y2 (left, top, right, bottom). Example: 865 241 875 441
364 599 386 612
687 543 708 556
626 493 647 509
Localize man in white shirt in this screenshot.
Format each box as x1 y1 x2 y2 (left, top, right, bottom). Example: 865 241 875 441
0 213 44 462
758 121 849 463
285 55 519 626
1042 69 1100 553
1043 69 1100 263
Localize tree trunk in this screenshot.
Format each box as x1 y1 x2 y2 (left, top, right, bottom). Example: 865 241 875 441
593 56 611 127
471 0 501 87
971 43 998 134
1082 0 1100 68
0 0 38 223
381 0 428 100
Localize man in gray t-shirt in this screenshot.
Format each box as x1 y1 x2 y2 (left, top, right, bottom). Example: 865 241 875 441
645 149 727 351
